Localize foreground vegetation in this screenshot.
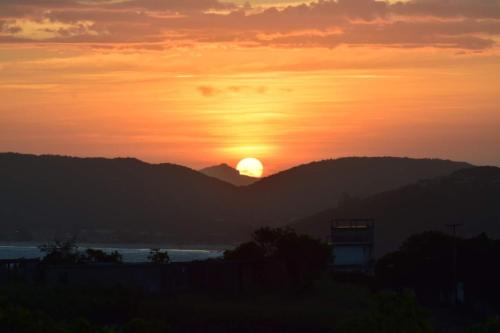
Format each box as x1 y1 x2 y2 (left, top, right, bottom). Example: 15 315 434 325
3 227 499 332
0 278 432 333
0 227 435 332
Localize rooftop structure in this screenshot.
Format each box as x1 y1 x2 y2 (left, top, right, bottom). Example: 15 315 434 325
330 218 374 273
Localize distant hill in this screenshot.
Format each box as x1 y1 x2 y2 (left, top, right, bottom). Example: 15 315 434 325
242 157 472 226
0 153 244 243
0 153 474 244
293 167 500 257
200 163 257 186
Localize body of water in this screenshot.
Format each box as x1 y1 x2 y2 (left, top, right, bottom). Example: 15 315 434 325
0 244 223 263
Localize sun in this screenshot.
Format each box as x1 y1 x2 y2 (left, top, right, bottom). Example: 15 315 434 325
236 157 264 178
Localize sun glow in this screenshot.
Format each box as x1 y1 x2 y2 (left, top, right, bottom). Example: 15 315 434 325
236 157 264 178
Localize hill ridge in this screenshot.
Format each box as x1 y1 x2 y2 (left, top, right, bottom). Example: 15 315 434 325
0 152 477 244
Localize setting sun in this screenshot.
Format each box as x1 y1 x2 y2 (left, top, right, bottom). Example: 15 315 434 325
236 158 264 178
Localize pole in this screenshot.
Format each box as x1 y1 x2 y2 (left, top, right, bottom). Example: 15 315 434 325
446 223 462 305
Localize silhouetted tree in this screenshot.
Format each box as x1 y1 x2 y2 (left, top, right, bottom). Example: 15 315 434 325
224 227 330 287
376 231 453 294
84 248 122 263
376 231 500 308
148 248 170 264
39 238 123 264
39 237 83 264
223 241 265 261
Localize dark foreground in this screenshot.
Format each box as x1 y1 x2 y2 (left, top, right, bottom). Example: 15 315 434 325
2 228 500 332
1 271 498 332
2 276 497 333
0 277 434 333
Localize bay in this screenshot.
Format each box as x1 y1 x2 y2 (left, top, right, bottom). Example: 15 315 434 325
0 244 223 263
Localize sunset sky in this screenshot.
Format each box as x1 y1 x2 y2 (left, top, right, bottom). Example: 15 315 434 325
1 0 499 175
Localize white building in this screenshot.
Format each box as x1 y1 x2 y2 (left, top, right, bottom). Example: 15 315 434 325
330 219 374 273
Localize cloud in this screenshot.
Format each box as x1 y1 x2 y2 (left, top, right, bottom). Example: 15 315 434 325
1 18 98 40
113 0 237 12
197 85 268 96
198 85 219 96
392 0 500 19
0 0 499 50
263 19 499 49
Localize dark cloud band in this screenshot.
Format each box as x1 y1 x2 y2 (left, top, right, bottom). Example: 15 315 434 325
0 0 499 50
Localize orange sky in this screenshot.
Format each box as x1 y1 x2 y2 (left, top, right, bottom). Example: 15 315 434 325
1 0 499 175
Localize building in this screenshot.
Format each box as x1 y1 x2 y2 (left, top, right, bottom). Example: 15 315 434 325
330 218 374 273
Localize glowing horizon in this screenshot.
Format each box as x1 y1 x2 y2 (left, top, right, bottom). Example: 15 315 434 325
1 0 499 174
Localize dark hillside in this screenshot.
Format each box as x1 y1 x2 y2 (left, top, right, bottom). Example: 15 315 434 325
0 153 243 242
245 157 472 226
294 166 500 257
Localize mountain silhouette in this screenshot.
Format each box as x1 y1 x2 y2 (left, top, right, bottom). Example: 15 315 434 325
0 153 474 244
293 166 500 257
241 157 472 226
200 163 257 186
0 153 244 243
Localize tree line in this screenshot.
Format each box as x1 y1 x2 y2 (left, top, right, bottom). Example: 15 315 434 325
38 238 170 264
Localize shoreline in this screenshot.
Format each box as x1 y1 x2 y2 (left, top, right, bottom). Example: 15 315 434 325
0 241 233 252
